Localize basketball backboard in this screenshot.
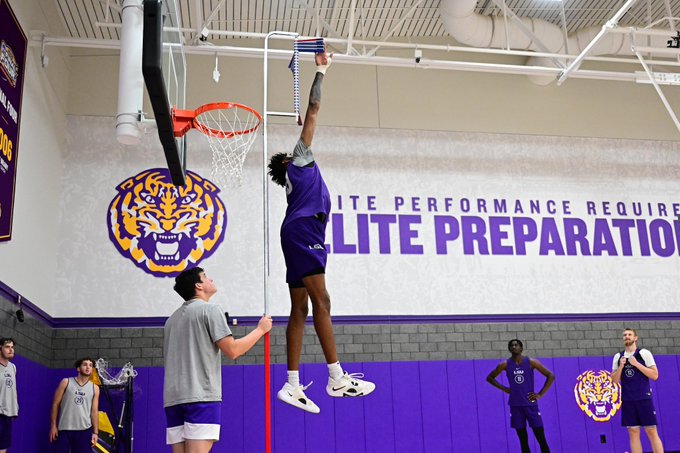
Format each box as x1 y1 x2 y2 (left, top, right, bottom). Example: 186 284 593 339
142 0 186 186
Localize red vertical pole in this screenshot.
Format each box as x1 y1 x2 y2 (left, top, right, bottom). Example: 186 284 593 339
264 331 271 453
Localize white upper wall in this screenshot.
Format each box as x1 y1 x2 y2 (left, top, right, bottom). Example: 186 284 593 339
65 41 680 141
0 0 69 315
55 117 680 318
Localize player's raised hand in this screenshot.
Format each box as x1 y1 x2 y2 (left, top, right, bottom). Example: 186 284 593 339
315 52 333 73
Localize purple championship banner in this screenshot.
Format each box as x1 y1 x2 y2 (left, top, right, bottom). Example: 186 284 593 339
0 0 27 242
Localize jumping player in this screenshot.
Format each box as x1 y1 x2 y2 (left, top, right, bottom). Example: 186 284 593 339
487 339 554 453
268 51 375 414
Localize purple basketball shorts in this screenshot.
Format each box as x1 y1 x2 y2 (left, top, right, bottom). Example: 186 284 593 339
53 429 93 453
510 405 544 429
0 415 12 450
281 216 328 285
621 399 657 428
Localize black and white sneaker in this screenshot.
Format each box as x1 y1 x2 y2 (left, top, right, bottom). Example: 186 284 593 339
326 372 376 397
277 382 320 414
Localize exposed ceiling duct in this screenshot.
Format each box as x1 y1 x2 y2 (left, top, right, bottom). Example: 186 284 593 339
439 0 675 85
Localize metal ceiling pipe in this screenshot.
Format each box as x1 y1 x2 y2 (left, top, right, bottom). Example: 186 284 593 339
440 0 676 85
439 0 564 52
115 0 144 145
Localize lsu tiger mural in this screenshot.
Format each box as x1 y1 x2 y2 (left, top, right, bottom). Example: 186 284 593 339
107 168 226 276
574 370 622 422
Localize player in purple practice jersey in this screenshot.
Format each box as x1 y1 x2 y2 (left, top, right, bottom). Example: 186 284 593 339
487 339 555 453
268 51 375 414
612 328 664 453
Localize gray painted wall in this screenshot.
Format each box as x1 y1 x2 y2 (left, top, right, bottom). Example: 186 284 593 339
4 292 678 371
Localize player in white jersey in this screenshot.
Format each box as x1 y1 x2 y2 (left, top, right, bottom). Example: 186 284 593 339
49 357 100 453
0 338 18 453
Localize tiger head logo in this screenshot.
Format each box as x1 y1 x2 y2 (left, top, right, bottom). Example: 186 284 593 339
574 370 622 422
107 169 226 276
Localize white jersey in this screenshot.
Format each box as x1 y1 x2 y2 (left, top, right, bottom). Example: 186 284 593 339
0 362 18 417
58 378 95 430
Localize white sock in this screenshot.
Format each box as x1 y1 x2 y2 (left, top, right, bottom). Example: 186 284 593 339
287 370 299 387
328 361 343 380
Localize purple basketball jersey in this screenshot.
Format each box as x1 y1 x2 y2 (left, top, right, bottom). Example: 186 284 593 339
620 350 653 402
281 161 330 231
506 357 536 407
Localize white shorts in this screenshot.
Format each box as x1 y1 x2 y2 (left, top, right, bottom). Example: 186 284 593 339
165 402 221 445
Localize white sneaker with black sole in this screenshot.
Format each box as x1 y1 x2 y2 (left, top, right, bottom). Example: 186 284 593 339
277 382 321 414
326 372 376 397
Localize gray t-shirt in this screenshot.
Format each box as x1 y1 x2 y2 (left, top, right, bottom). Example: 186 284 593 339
58 378 95 430
163 298 232 407
291 139 314 167
0 362 18 417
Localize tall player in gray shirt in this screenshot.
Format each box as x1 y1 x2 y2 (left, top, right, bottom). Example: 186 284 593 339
0 338 17 453
49 357 100 453
164 267 272 453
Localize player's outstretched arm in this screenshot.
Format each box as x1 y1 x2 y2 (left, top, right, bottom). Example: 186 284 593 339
300 52 332 147
216 316 273 360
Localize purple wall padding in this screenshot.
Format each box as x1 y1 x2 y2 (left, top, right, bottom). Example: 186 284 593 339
12 355 680 452
391 361 425 453
653 356 680 450
363 361 395 452
447 360 482 451
419 361 453 453
11 356 55 452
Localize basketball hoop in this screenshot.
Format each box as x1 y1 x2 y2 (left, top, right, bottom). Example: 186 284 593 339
173 102 262 187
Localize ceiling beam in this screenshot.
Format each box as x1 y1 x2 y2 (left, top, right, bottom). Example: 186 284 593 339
295 0 345 41
366 0 427 57
347 0 357 55
31 31 680 83
197 0 226 41
557 0 639 84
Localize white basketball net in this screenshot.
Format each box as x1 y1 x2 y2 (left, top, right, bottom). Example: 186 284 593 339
96 358 138 385
194 104 262 188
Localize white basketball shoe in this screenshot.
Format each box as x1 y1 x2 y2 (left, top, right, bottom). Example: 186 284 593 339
277 382 320 414
326 372 376 397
